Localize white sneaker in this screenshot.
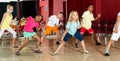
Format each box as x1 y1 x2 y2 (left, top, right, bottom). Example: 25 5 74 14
82 51 89 54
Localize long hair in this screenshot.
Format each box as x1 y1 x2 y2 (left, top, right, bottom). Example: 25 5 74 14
68 11 79 23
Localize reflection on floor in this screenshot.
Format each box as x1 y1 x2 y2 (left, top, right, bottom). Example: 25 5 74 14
0 34 120 61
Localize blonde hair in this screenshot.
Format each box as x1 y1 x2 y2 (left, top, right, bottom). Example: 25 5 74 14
68 11 79 22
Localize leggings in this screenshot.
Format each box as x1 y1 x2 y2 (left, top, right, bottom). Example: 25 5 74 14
0 27 17 38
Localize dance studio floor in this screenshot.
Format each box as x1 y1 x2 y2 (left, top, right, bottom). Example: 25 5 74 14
0 34 120 61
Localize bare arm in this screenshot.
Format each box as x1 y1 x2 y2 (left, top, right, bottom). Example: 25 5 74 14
92 14 101 21
0 13 7 29
114 16 120 33
77 21 81 29
77 26 81 29
36 23 42 31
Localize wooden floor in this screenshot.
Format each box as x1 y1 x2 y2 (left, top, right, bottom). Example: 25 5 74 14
0 34 120 61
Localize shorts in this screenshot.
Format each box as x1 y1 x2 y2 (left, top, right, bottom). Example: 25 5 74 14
111 32 120 41
45 26 58 35
63 31 83 42
24 31 36 38
80 27 94 35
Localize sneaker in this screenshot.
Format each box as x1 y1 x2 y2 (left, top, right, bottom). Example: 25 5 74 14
75 43 78 48
56 41 60 45
96 43 102 46
82 51 89 54
104 53 110 56
51 53 58 56
34 50 42 53
16 51 21 56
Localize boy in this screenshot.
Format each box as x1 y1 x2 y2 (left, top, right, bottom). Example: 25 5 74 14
75 4 101 48
41 12 63 45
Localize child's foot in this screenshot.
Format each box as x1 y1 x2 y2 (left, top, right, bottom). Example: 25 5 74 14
34 50 42 53
82 51 89 54
56 41 60 45
75 43 78 48
16 51 21 56
104 53 110 56
51 52 58 56
96 42 102 46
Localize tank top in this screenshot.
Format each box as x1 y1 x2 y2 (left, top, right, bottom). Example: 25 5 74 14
1 12 13 29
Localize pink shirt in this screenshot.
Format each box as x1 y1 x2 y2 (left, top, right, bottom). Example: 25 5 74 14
24 16 39 32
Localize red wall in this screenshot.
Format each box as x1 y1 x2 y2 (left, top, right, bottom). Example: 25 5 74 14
38 0 64 22
67 0 96 18
39 0 49 22
53 0 63 15
101 0 120 21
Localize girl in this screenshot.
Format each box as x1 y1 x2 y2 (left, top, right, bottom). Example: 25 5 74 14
104 12 120 56
16 15 42 56
52 11 88 56
0 4 17 48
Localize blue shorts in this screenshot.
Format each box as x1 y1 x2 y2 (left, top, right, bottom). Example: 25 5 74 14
63 31 83 42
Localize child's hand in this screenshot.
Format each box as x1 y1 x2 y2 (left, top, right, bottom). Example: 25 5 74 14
77 26 81 29
60 22 63 26
114 29 118 33
14 17 17 21
97 14 101 18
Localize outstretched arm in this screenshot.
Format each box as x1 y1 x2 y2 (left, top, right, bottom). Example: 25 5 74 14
92 14 101 21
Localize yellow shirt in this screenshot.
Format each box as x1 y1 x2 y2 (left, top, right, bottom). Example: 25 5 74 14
81 10 94 30
1 12 13 29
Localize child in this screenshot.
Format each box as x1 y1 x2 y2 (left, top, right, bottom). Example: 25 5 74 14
0 4 17 48
41 12 63 45
75 4 101 48
104 12 120 56
16 15 42 56
52 11 88 56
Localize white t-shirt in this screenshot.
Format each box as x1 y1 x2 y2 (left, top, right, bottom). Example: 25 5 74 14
47 15 59 27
